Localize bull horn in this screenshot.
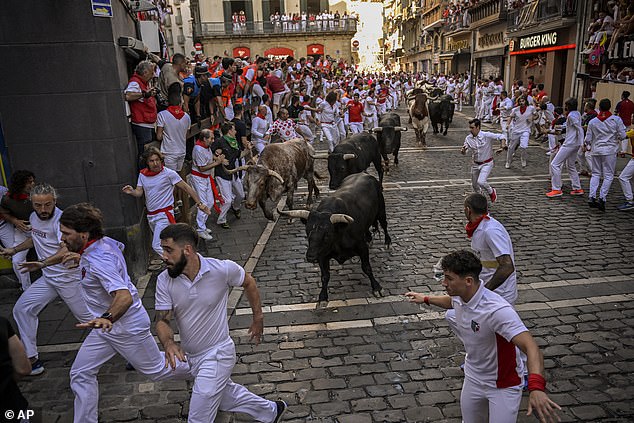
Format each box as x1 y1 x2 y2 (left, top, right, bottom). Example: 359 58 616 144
343 153 356 160
330 214 354 224
371 127 383 132
277 208 310 219
224 165 251 174
267 169 284 183
311 153 330 159
394 126 408 131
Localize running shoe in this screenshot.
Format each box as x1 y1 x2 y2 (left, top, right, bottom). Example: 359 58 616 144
505 163 511 169
489 188 497 203
273 401 287 423
221 222 231 229
198 231 213 241
617 201 634 211
569 189 584 196
232 208 241 219
598 198 606 212
546 190 563 198
588 198 598 208
30 360 45 376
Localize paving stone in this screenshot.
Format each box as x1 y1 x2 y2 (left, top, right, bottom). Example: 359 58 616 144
417 390 455 405
403 406 444 422
351 397 387 412
337 414 372 423
312 378 346 390
570 405 607 420
372 410 406 422
311 401 350 417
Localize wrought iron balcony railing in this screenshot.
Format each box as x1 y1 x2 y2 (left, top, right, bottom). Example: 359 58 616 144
469 0 507 26
196 18 358 37
507 0 576 31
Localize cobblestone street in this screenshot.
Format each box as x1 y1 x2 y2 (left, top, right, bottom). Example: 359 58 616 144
5 106 634 422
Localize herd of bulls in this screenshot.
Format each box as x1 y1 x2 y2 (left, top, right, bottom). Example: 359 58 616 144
232 108 451 307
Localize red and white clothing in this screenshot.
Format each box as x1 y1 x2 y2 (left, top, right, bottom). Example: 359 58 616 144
268 118 300 141
506 105 535 167
364 94 378 129
470 216 517 305
318 101 341 152
448 284 527 423
347 100 364 134
137 167 182 255
70 237 190 423
585 113 627 201
191 142 214 234
550 111 583 192
155 256 277 422
463 131 506 196
251 114 270 154
157 107 191 171
13 208 91 359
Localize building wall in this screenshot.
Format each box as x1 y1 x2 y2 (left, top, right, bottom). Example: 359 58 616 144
201 34 353 60
0 0 149 275
166 0 195 57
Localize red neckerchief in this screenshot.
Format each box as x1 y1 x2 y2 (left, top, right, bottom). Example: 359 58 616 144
166 105 185 120
140 166 164 177
79 238 99 255
256 113 267 120
195 140 208 148
597 111 612 122
6 192 29 201
465 214 490 238
520 106 527 114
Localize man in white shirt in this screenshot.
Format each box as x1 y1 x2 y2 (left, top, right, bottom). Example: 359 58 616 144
584 98 628 210
505 97 534 169
2 184 91 376
59 204 191 423
461 118 507 203
405 250 560 423
363 89 378 130
497 91 514 136
156 86 191 172
482 79 495 123
155 223 287 423
251 105 271 154
546 98 585 198
122 148 210 255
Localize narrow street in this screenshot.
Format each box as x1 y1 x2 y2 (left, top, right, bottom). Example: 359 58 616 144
10 106 634 422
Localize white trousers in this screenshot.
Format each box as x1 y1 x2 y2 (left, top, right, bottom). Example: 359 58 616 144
215 176 244 224
506 131 529 165
550 145 581 191
188 340 276 423
475 99 483 119
337 120 346 140
14 275 91 359
12 229 31 290
471 161 494 194
321 123 340 152
164 154 186 172
460 377 522 423
482 98 493 120
147 211 173 255
578 148 593 173
71 322 190 423
253 140 268 154
377 102 387 116
589 154 617 200
364 115 378 130
548 134 558 151
349 122 364 134
296 124 314 142
190 174 213 233
500 119 509 137
618 158 634 201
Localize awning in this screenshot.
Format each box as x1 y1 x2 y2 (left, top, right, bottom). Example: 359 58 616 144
264 47 294 59
439 52 455 58
422 19 443 32
473 47 506 59
307 44 324 55
233 46 250 58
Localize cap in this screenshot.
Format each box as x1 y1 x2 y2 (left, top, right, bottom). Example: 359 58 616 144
194 65 209 75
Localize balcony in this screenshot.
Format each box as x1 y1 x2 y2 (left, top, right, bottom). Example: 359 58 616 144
175 15 183 25
469 0 506 28
442 12 470 33
196 18 358 37
508 0 577 32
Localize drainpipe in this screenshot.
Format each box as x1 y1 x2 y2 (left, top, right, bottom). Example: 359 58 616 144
571 0 589 102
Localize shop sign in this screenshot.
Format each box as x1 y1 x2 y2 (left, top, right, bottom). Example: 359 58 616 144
233 46 250 58
518 31 558 50
92 0 112 17
264 47 294 60
307 44 325 55
447 39 470 51
478 32 504 49
607 40 634 60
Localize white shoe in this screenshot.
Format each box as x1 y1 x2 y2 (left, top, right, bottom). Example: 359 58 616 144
521 158 527 168
505 163 511 169
198 231 213 240
546 151 552 156
204 228 213 235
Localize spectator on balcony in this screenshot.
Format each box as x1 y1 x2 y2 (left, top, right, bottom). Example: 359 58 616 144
582 11 614 54
607 5 634 53
328 10 335 30
301 12 307 31
271 12 281 32
334 11 340 29
239 10 246 31
342 11 348 29
232 12 239 33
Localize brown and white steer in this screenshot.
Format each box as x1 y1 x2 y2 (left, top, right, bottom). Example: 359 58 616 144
408 88 431 147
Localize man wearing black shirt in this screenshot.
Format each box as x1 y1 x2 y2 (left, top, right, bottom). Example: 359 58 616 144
1 316 31 418
211 122 244 229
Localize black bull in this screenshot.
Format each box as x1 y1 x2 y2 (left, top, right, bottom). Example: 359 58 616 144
428 94 455 136
371 112 407 173
313 133 384 190
278 173 391 305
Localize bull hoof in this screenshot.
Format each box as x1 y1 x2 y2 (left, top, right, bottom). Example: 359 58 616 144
372 289 383 298
316 300 328 309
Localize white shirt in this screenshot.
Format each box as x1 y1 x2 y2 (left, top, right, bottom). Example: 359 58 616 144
451 284 527 389
192 143 213 175
251 115 269 144
499 98 514 118
155 255 245 355
585 114 627 155
156 110 191 157
509 105 535 133
137 167 182 213
471 216 517 305
80 237 148 334
30 207 80 283
364 96 377 115
561 110 584 148
463 130 506 163
318 101 339 124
